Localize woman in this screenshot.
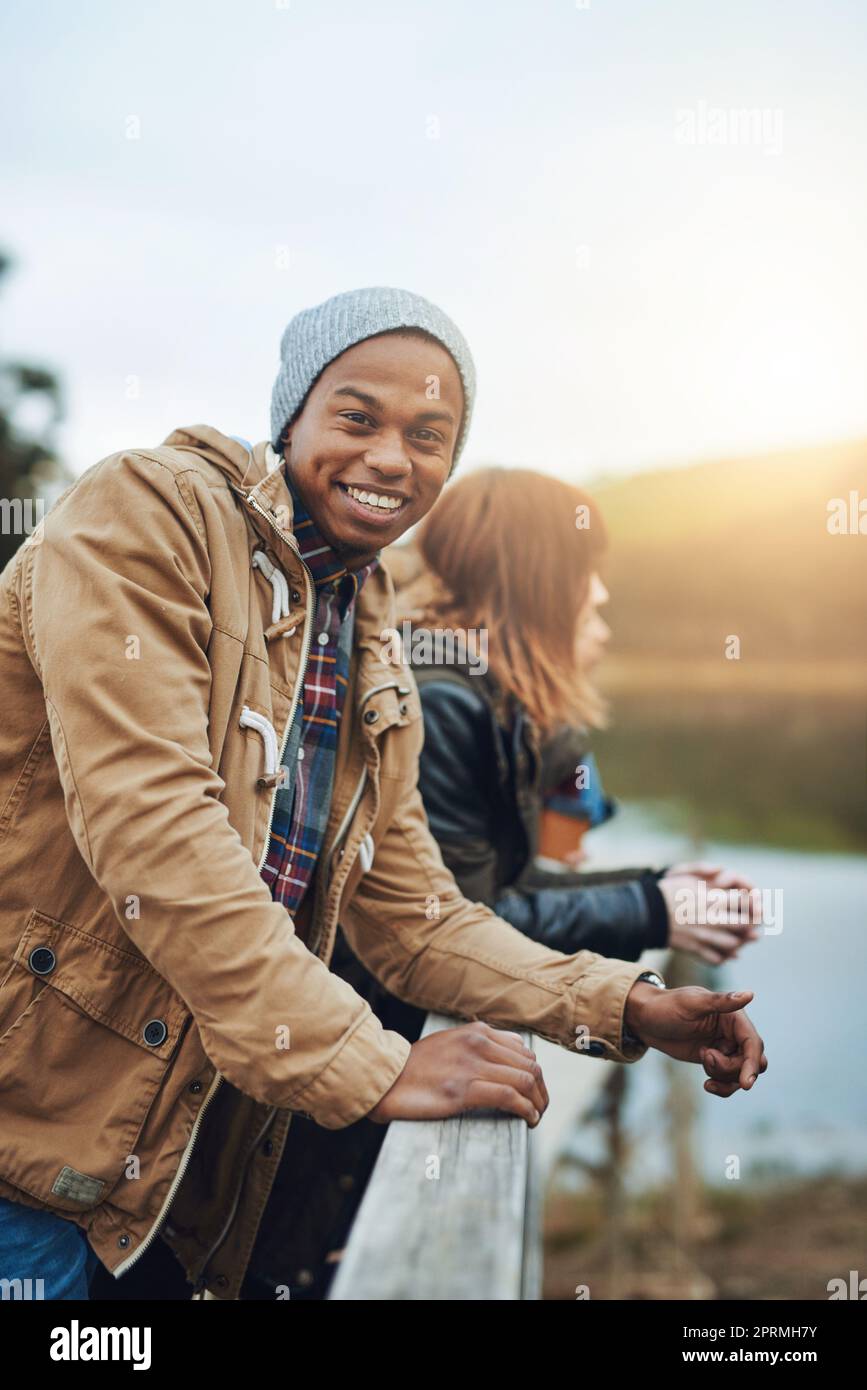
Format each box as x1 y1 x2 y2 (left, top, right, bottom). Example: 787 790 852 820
394 466 758 965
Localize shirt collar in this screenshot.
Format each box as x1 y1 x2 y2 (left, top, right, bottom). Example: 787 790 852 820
284 466 379 604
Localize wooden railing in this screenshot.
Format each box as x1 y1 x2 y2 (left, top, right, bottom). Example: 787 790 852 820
328 1012 542 1301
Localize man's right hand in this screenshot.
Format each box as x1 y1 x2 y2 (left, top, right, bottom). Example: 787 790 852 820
367 1021 549 1128
624 982 768 1097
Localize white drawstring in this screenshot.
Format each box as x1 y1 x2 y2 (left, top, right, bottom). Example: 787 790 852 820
252 550 291 625
239 706 286 788
240 705 374 858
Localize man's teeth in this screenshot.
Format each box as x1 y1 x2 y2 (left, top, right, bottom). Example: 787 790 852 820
345 485 403 511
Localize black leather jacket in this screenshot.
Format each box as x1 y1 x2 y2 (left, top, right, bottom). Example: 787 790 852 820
413 663 668 961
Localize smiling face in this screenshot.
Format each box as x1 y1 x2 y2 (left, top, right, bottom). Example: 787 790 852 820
280 330 464 569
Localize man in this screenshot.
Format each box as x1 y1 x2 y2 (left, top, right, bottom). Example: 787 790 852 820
0 287 766 1301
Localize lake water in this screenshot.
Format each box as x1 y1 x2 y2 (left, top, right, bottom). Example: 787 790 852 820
537 802 867 1189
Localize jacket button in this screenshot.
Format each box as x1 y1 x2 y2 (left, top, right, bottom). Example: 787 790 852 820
262 1139 274 1157
296 1269 314 1287
188 1080 203 1094
291 589 301 603
143 1019 168 1047
399 702 408 715
215 1275 228 1289
118 1235 131 1249
338 1174 355 1192
28 946 56 976
363 709 379 725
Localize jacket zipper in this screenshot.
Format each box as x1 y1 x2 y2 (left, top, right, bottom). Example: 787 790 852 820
307 765 368 962
306 680 406 957
113 1066 223 1279
187 490 317 1293
188 1105 280 1297
115 485 315 1284
187 643 409 1284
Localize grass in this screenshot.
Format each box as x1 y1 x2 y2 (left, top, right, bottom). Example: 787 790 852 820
543 1172 867 1301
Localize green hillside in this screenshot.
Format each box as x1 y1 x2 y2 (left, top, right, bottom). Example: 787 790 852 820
588 439 867 663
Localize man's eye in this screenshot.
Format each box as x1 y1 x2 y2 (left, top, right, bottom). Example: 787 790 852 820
340 411 373 426
413 429 441 443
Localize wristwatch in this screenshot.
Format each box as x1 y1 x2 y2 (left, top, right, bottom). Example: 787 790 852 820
622 969 666 1048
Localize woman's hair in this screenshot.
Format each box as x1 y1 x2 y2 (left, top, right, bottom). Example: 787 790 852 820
412 466 609 735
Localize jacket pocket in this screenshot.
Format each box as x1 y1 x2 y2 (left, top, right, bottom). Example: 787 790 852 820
0 910 189 1212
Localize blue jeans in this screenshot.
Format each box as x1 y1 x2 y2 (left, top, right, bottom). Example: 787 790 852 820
0 1195 101 1300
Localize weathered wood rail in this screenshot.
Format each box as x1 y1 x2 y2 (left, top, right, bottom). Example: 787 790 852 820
328 1012 542 1301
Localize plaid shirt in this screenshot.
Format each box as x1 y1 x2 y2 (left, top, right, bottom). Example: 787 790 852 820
260 473 379 915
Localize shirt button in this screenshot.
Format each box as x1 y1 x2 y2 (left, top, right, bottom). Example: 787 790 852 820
317 632 329 646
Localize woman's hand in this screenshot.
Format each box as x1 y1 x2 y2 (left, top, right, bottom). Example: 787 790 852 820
367 1021 549 1127
660 862 762 964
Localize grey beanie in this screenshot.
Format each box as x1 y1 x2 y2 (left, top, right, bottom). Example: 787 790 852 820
270 286 476 471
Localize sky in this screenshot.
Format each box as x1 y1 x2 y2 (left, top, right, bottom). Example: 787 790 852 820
1 0 866 481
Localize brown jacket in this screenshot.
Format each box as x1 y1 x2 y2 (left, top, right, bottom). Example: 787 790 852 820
0 426 648 1298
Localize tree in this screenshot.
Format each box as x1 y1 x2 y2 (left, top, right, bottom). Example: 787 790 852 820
0 251 68 570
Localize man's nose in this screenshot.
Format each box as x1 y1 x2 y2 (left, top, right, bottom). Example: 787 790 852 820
363 430 412 476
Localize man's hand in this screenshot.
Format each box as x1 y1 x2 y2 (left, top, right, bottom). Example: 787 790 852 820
624 983 768 1098
367 1021 549 1128
660 862 761 964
